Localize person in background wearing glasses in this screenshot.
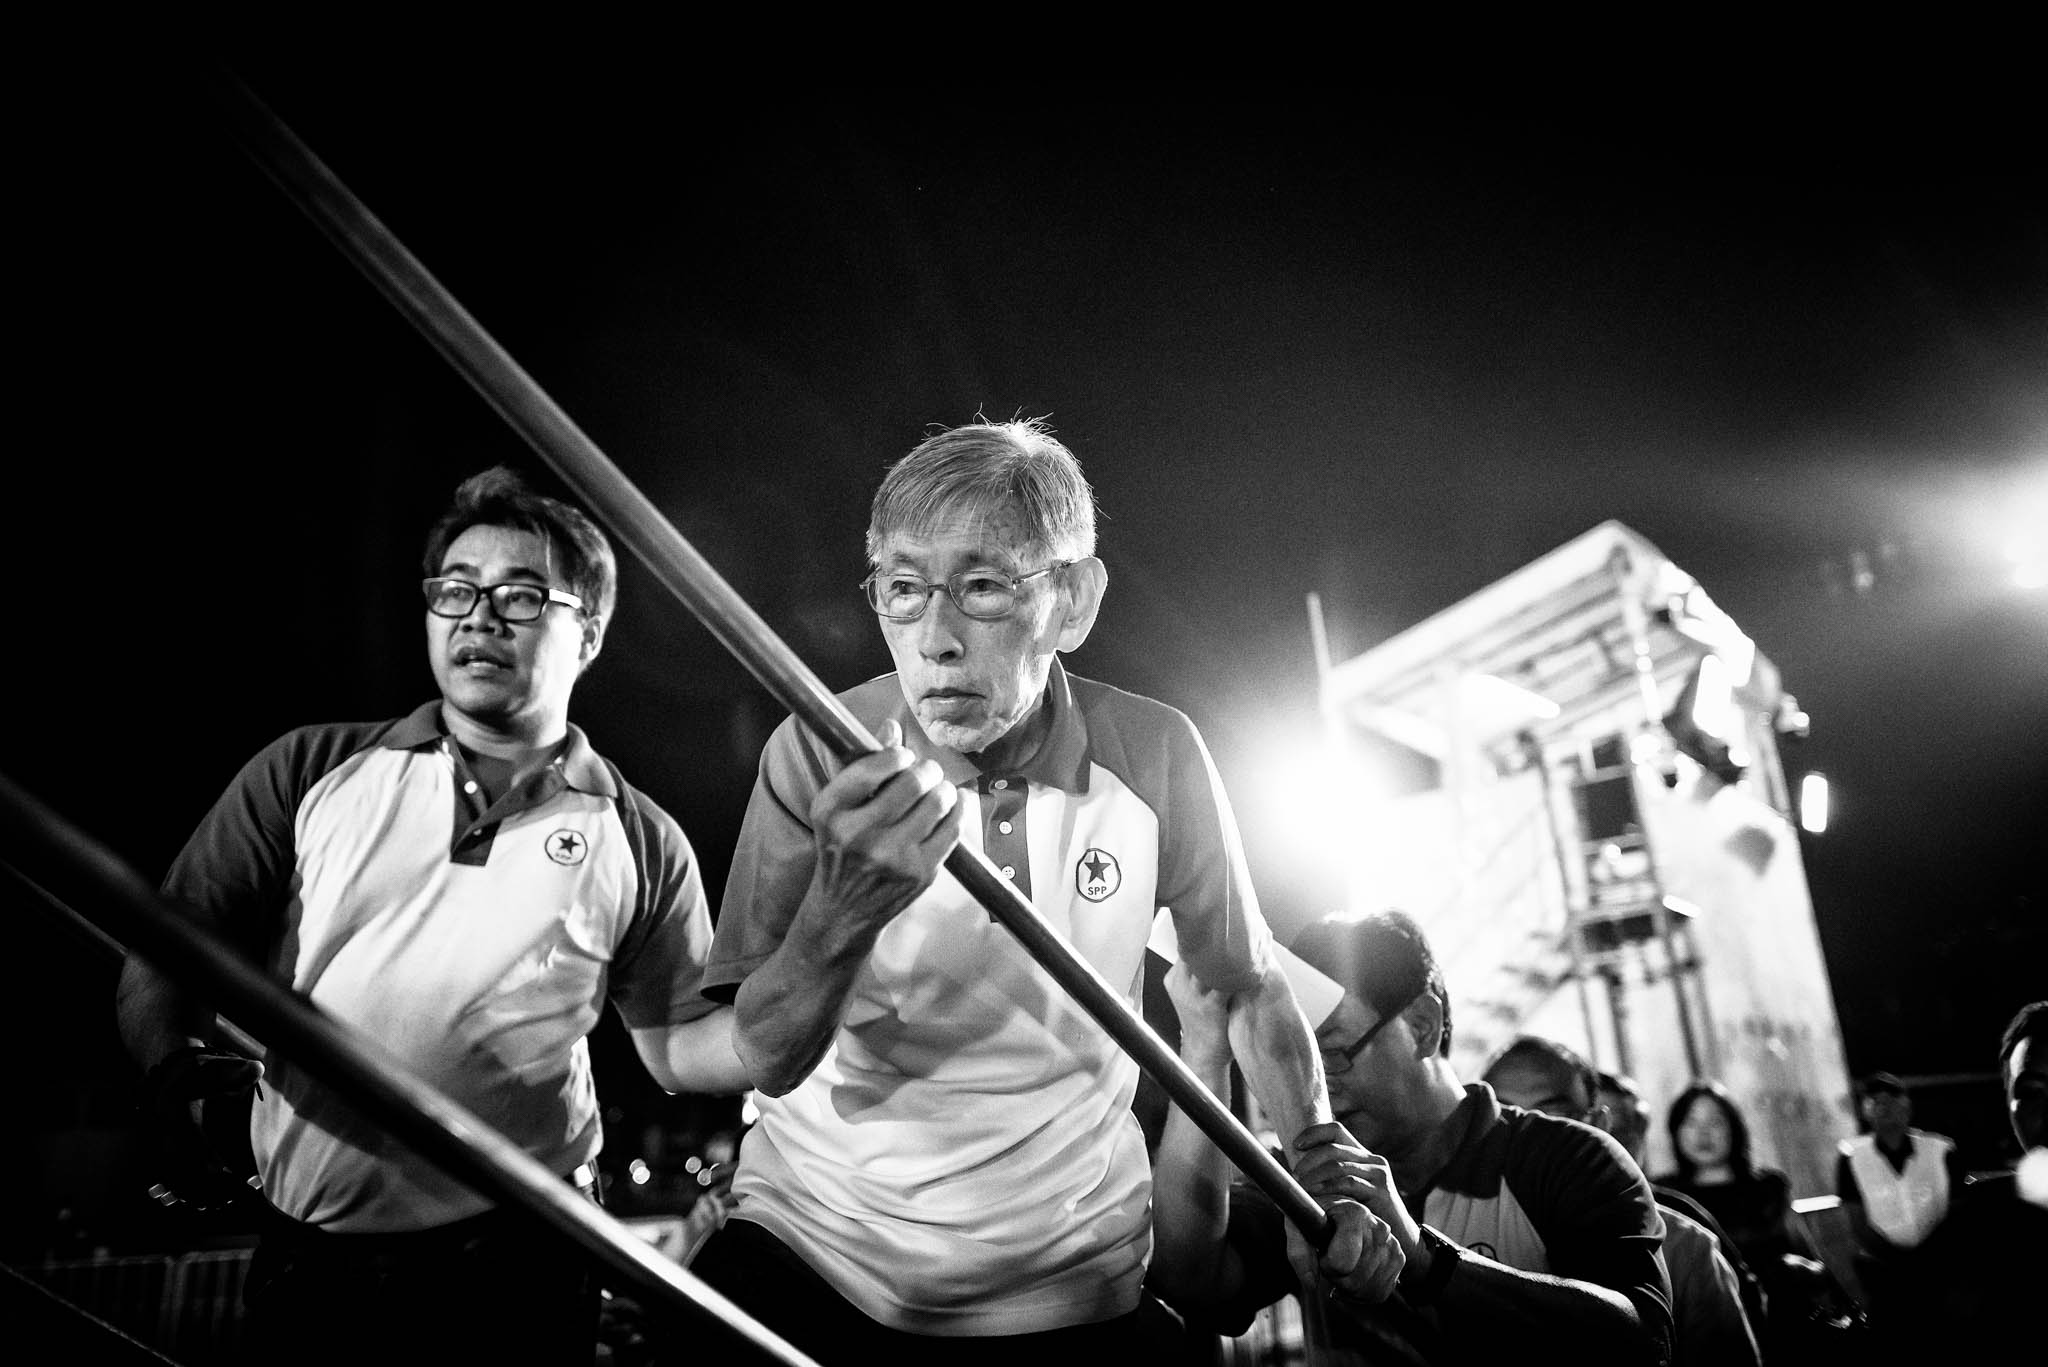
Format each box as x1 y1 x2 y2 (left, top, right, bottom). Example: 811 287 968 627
115 465 746 1365
688 418 1379 1364
1149 910 1673 1365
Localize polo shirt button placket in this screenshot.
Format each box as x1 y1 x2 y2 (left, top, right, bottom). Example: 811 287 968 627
982 772 1030 915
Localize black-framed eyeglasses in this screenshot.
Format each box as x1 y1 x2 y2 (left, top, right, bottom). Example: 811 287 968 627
423 577 585 623
1320 993 1421 1076
860 562 1071 622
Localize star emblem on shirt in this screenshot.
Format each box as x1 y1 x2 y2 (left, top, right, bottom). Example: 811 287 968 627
545 829 588 866
1075 846 1121 902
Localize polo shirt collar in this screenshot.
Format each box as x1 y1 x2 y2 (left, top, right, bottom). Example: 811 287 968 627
384 700 618 798
896 657 1091 793
1420 1082 1505 1196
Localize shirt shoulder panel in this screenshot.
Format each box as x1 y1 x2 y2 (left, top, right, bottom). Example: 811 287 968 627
605 762 716 1027
1493 1105 1673 1343
1069 675 1270 992
161 717 406 944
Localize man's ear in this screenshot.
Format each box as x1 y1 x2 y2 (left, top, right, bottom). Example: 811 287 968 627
1408 993 1446 1060
1054 556 1107 653
579 614 607 672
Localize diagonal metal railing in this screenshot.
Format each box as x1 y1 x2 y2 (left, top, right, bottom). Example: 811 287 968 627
0 770 818 1367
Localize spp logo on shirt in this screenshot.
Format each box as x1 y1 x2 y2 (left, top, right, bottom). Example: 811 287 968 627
1075 847 1121 902
545 829 589 866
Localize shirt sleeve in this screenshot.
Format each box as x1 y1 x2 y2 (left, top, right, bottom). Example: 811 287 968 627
161 722 384 956
700 713 836 1003
1154 709 1271 995
1514 1118 1675 1355
606 778 719 1028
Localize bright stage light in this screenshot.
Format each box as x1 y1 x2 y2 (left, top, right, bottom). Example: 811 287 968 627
1228 709 1419 902
1800 772 1830 834
2002 521 2047 589
2019 1147 2048 1209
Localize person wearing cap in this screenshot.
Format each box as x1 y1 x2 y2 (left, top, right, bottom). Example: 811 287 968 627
1148 909 1673 1365
1835 1071 1965 1331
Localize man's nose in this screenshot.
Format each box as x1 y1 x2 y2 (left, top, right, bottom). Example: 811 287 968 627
914 593 966 659
456 593 511 631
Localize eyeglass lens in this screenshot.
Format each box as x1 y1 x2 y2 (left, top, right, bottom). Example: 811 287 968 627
867 571 1021 621
425 580 551 622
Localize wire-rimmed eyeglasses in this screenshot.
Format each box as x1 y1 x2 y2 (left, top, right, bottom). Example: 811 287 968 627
860 562 1070 622
422 577 585 623
1320 992 1421 1076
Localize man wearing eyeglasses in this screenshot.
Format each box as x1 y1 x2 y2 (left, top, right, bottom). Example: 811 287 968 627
689 418 1377 1363
1150 910 1674 1365
116 466 745 1364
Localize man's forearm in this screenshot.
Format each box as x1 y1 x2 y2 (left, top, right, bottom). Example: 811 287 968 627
632 1008 751 1095
116 955 214 1071
1387 1247 1663 1365
730 883 883 1096
1148 1048 1238 1303
1226 962 1331 1144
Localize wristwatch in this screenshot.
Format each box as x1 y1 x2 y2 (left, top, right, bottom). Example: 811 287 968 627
1400 1224 1461 1306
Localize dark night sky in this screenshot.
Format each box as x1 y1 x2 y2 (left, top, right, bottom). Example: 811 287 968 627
12 58 2045 1205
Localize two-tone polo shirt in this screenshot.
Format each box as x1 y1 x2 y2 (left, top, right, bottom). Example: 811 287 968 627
161 701 716 1232
702 658 1275 1336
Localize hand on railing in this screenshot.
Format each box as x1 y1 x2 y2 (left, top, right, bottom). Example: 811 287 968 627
139 1044 265 1212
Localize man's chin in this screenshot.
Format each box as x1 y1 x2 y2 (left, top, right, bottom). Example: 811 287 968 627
911 707 1004 755
441 680 524 727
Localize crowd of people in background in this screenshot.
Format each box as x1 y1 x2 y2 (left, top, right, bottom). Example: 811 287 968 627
82 422 2044 1365
1138 902 2043 1366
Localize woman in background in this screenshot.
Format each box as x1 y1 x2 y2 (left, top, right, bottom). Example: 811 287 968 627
1654 1082 1865 1361
1655 1083 1800 1276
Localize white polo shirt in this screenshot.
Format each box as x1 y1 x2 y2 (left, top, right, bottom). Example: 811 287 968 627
163 702 716 1232
705 660 1272 1335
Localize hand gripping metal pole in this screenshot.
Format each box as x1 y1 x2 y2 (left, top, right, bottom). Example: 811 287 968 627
205 68 1332 1249
0 772 818 1367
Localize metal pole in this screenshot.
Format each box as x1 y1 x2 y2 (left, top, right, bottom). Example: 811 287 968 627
5 861 262 1060
203 68 1331 1248
1602 964 1635 1079
0 772 817 1367
1518 732 1603 1068
1657 900 1705 1079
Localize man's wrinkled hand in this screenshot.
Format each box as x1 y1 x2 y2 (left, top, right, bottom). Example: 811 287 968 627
1290 1120 1420 1251
1285 1198 1405 1307
809 718 960 936
1162 961 1233 1075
